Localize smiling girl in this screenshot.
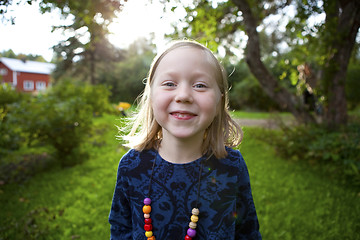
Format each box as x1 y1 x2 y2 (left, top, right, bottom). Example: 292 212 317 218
109 40 261 240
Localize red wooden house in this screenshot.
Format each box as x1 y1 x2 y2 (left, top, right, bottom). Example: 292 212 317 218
0 57 55 92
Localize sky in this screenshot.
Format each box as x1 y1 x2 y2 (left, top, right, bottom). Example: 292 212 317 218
0 0 183 62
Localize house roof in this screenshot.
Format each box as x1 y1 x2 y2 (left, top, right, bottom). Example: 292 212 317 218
0 57 56 75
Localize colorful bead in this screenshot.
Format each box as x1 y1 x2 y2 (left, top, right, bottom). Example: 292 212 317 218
147 237 155 240
144 218 152 224
190 215 199 223
144 198 152 205
145 231 153 237
192 208 199 215
189 221 197 229
143 205 152 214
144 223 153 231
185 235 192 240
187 228 196 238
144 213 150 219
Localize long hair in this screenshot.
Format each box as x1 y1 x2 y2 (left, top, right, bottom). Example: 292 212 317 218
122 40 243 159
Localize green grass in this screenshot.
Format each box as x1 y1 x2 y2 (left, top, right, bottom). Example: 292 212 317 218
230 110 293 120
0 114 126 240
1 114 359 239
240 127 360 240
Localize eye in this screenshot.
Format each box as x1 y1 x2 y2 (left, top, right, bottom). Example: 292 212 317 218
193 83 207 89
162 81 176 87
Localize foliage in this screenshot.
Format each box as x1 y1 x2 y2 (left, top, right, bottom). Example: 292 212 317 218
0 84 28 155
256 123 360 187
47 0 127 83
167 0 360 127
3 80 112 167
50 78 113 116
8 91 92 167
346 62 360 109
1 118 359 239
0 49 47 62
229 72 280 111
98 38 155 103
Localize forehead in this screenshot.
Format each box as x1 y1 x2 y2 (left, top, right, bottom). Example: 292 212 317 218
154 46 217 75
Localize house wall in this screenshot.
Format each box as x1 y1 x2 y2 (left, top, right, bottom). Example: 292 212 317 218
0 62 14 85
17 72 50 92
0 62 50 92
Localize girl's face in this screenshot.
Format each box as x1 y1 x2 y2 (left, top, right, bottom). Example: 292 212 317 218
150 47 222 144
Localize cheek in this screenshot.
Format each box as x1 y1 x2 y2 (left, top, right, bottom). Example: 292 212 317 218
151 91 169 117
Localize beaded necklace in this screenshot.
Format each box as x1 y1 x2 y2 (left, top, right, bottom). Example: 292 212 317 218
142 153 212 240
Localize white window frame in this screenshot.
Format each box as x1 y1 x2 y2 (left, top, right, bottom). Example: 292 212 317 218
36 81 46 91
23 80 34 91
0 68 7 75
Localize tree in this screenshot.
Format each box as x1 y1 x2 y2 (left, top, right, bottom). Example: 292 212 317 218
1 0 127 84
168 0 360 128
98 37 156 103
42 0 127 84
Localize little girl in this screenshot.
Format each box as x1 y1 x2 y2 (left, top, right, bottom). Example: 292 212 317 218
109 40 261 240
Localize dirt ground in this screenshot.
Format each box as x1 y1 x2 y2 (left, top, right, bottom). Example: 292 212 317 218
236 118 294 129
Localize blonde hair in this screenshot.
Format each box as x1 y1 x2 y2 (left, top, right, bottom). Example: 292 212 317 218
123 40 243 159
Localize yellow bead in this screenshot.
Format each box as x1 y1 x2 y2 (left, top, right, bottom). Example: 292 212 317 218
143 205 151 214
189 221 197 229
191 215 199 223
145 231 153 237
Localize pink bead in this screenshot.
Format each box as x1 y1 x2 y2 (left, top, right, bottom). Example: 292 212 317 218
144 198 151 205
187 228 196 238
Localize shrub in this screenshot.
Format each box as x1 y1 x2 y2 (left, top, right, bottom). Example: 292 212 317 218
51 79 113 115
229 76 280 111
0 84 28 156
257 123 360 187
7 81 95 167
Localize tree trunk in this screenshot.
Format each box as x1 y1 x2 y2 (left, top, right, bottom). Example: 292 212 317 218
322 0 360 128
232 0 316 124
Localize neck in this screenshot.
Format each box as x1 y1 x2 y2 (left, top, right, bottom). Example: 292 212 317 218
159 133 204 164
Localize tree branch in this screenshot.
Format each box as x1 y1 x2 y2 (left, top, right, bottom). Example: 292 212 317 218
232 0 316 123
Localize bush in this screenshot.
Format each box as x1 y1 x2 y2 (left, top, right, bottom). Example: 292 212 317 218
346 63 360 110
257 123 360 188
6 80 98 167
51 79 113 116
229 75 280 111
0 84 28 156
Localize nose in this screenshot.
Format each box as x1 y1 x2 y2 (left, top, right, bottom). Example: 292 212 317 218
174 84 193 103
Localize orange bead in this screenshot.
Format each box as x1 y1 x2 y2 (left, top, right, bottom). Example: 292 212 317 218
143 205 151 214
147 236 155 240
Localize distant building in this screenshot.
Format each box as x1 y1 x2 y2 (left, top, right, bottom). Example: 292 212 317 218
0 57 55 92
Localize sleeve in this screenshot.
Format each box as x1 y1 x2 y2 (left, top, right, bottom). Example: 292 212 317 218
109 157 133 240
235 152 262 240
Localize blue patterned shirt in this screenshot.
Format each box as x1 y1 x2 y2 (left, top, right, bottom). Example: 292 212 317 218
109 148 261 240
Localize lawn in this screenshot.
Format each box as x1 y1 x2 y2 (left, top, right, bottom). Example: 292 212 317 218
230 110 294 120
1 114 359 239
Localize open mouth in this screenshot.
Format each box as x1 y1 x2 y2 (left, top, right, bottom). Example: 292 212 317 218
171 112 197 120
